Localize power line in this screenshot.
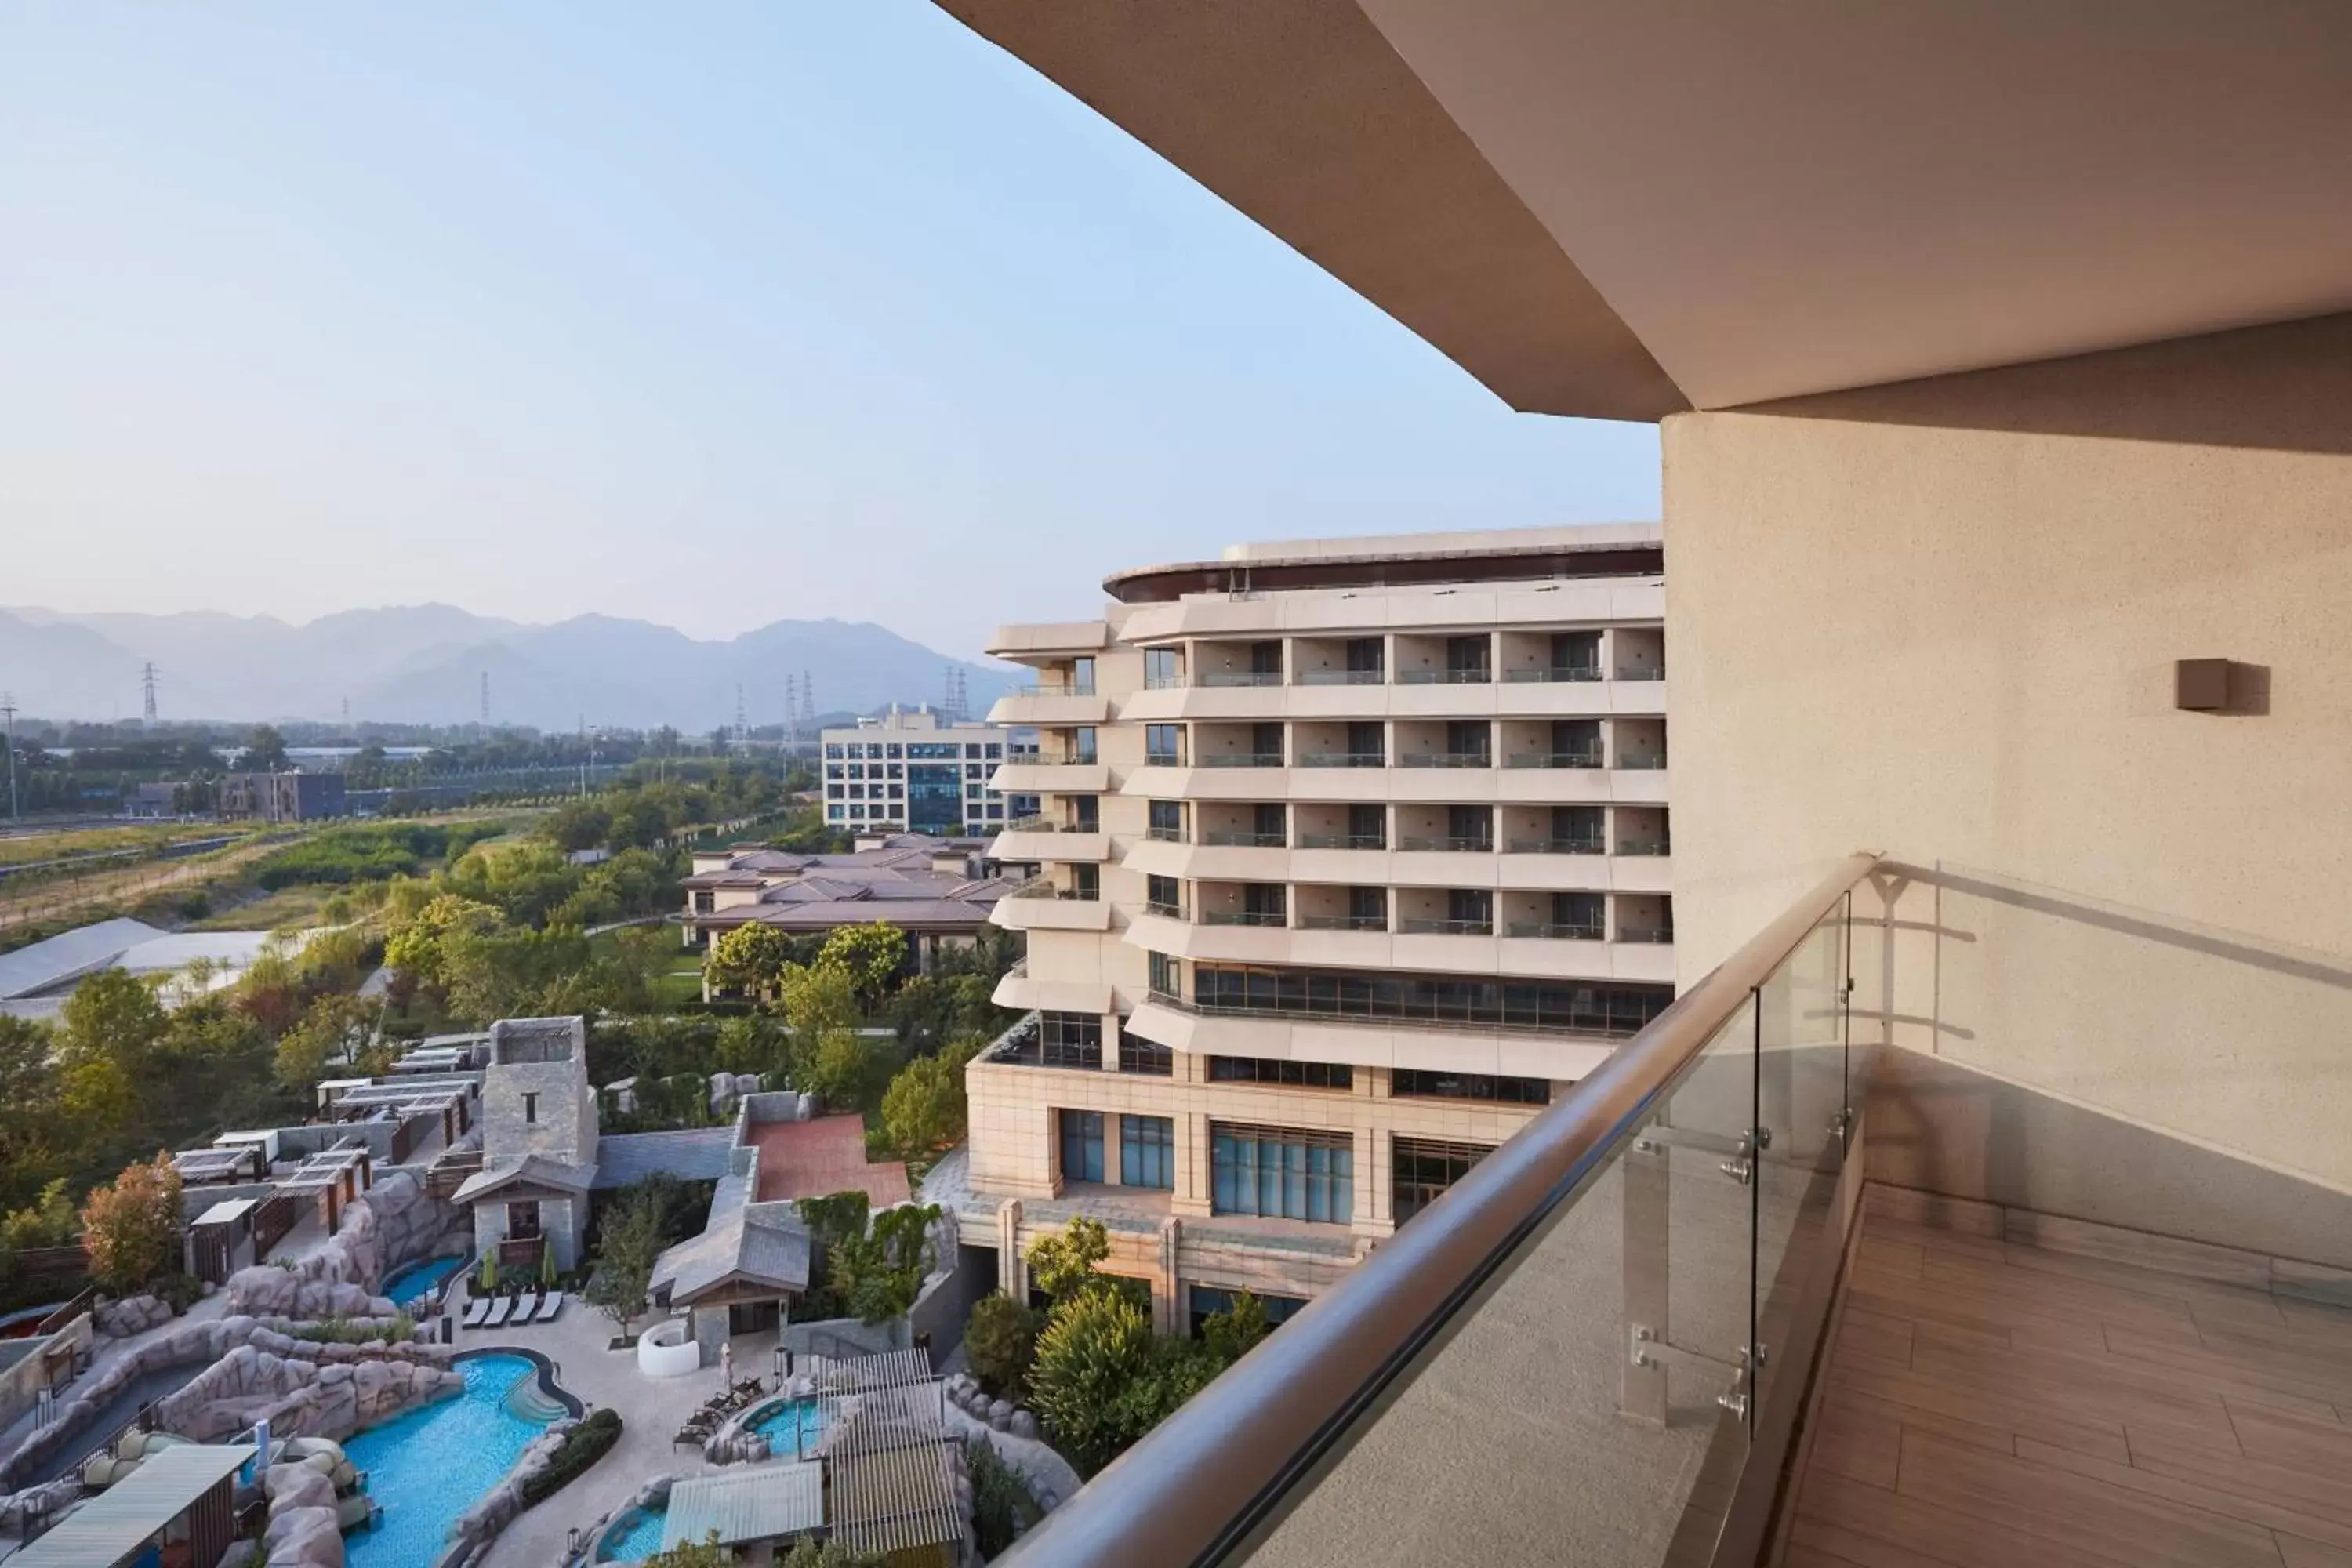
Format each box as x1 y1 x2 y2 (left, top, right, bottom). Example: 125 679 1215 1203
0 693 17 821
141 662 158 724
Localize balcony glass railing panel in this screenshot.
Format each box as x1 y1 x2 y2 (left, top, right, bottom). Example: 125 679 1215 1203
1145 826 1189 844
1017 680 1097 697
1396 669 1493 685
1142 900 1189 920
1197 670 1287 688
1618 755 1670 771
1201 909 1289 928
1395 836 1494 853
1296 833 1385 850
1617 839 1673 856
1195 753 1287 769
1395 753 1493 769
1396 916 1494 936
1504 750 1607 770
1505 837 1606 855
1295 752 1385 768
1298 914 1388 932
995 865 1867 1568
1619 925 1676 945
1504 921 1606 940
1200 830 1288 848
1293 669 1385 686
1501 664 1604 683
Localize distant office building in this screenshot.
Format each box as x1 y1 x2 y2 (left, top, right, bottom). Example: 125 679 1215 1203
819 706 1036 836
217 770 347 822
124 782 180 818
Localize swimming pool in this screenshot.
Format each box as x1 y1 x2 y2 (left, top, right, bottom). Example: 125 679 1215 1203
343 1353 557 1568
749 1396 827 1460
597 1504 670 1563
381 1255 463 1308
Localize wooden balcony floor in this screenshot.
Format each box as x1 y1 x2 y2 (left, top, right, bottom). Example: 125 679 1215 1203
1780 1203 2352 1568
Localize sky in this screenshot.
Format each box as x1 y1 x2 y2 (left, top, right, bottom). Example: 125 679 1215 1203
0 2 1661 660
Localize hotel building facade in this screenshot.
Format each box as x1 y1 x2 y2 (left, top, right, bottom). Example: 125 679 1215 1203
955 523 1673 1326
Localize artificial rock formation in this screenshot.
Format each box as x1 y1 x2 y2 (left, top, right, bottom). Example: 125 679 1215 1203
444 1417 577 1566
95 1293 180 1338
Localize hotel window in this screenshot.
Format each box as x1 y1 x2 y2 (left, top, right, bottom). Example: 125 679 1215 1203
1120 1028 1174 1076
1120 1115 1174 1189
1189 1286 1306 1339
1392 1070 1549 1105
1143 646 1184 688
1145 876 1182 918
1071 726 1098 764
521 1093 539 1124
1392 1138 1496 1225
1148 800 1185 841
1038 1011 1102 1069
1072 796 1100 831
1145 724 1185 766
1147 949 1180 998
1345 637 1385 677
1208 1057 1350 1090
1210 1123 1352 1224
1058 1110 1105 1184
966 742 983 758
1071 864 1100 900
985 744 1003 759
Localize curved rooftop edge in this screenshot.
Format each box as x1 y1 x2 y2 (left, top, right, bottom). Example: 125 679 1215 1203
451 1345 586 1420
1102 522 1663 604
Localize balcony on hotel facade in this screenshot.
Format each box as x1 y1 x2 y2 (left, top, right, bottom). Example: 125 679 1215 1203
996 857 2352 1568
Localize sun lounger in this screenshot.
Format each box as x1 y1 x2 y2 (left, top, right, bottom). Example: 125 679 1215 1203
460 1297 491 1329
482 1297 514 1329
533 1291 564 1323
513 1291 540 1322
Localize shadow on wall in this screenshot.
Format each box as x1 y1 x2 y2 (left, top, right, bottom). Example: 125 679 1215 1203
1860 860 2352 1270
1744 310 2352 456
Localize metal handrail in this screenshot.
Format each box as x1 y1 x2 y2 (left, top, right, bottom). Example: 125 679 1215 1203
1504 837 1606 855
1000 853 1877 1568
1296 833 1385 850
1504 920 1605 940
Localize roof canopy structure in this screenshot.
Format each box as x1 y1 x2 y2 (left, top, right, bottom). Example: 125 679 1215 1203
661 1458 826 1552
935 0 2352 420
9 1443 252 1568
452 1154 596 1205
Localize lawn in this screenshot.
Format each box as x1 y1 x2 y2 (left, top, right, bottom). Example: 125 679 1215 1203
184 882 344 933
586 924 707 1008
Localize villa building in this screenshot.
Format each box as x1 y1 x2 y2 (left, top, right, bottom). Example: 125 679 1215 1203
678 832 1018 975
957 524 1674 1323
818 706 1038 836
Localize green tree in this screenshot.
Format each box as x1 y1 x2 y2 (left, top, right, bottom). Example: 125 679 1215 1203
964 1292 1040 1396
880 1051 964 1162
801 1025 876 1110
383 894 507 986
705 924 794 999
540 800 612 852
0 1018 60 1210
82 1152 184 1293
1027 1287 1156 1475
59 967 169 1082
1203 1290 1270 1364
1 1180 80 1255
778 960 859 1037
245 724 290 771
585 1181 669 1332
818 920 907 1004
1025 1217 1112 1306
274 993 376 1093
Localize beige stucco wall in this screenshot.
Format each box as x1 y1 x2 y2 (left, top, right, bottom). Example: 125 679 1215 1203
1664 314 2352 1218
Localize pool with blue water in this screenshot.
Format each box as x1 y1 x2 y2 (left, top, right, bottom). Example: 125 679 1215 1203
343 1353 557 1568
749 1396 827 1460
597 1505 670 1563
380 1255 463 1308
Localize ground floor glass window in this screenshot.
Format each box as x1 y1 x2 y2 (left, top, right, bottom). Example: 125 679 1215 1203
1210 1123 1352 1224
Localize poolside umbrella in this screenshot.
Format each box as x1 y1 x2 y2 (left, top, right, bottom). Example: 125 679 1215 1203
539 1240 559 1290
478 1250 498 1298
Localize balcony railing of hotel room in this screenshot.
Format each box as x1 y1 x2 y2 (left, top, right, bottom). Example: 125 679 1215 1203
1014 677 1097 698
1005 851 2352 1568
1006 856 1868 1566
1504 749 1609 769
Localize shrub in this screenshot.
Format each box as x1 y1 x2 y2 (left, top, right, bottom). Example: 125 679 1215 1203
82 1153 183 1293
521 1406 622 1505
1027 1288 1154 1475
282 1314 415 1345
147 1272 205 1314
964 1292 1039 1397
967 1435 1041 1557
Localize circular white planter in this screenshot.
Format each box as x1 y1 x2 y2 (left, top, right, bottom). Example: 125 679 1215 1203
637 1317 702 1378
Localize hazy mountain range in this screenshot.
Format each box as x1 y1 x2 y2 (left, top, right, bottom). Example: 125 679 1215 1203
0 604 1019 731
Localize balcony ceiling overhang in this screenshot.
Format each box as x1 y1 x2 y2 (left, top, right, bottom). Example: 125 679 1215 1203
935 0 2352 417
